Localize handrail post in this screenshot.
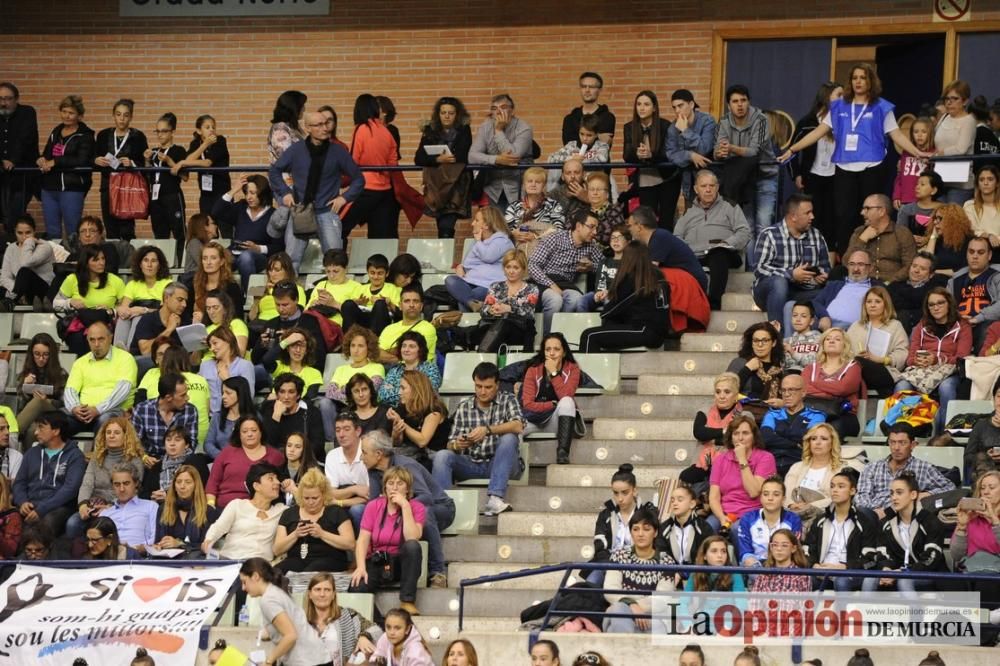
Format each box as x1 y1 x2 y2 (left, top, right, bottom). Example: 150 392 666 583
528 564 574 650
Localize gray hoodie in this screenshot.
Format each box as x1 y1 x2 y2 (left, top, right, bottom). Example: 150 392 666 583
715 105 777 176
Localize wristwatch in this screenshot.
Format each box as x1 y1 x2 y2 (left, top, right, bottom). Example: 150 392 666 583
738 462 749 470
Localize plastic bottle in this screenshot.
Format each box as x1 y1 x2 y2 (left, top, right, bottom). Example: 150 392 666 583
238 603 250 626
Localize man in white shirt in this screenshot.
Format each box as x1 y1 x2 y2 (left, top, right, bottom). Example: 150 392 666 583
0 414 22 481
99 466 157 554
324 412 370 528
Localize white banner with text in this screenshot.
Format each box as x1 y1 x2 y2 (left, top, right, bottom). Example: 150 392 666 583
0 563 240 665
120 0 330 18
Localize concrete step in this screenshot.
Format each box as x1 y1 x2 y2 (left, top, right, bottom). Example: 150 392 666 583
620 351 735 377
724 271 754 291
528 438 700 466
447 562 568 589
412 615 521 636
498 511 602 538
575 393 714 418
373 587 549 617
494 485 656 513
546 464 683 487
722 292 757 310
635 374 717 395
705 309 765 333
592 417 694 440
680 332 742 352
444 534 595 564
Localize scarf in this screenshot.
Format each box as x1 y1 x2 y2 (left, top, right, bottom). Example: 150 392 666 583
335 609 362 661
968 514 1000 556
159 449 189 490
756 362 783 400
175 498 193 512
303 139 330 205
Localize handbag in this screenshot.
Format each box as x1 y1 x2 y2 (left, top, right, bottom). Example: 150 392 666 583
901 362 957 394
109 171 149 219
803 397 847 418
290 202 317 236
477 314 534 352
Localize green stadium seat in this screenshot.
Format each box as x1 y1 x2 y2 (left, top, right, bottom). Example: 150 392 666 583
443 488 479 535
130 238 177 267
441 352 497 394
575 353 620 394
348 239 398 274
407 238 455 273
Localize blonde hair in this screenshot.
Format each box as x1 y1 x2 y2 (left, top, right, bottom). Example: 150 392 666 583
502 248 528 272
714 371 740 393
401 369 448 420
476 206 512 239
800 422 842 470
858 286 897 325
0 475 12 511
294 468 334 506
522 166 547 186
91 416 145 465
973 470 1000 504
383 466 414 499
159 465 210 528
816 327 853 366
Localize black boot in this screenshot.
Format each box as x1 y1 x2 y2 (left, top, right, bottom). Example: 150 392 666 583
556 415 574 465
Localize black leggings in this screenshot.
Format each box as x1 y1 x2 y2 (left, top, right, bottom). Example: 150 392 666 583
12 267 50 302
804 172 836 252
579 323 664 353
700 247 742 310
636 178 682 232
149 191 186 266
342 188 398 239
833 165 883 255
857 356 896 397
341 299 392 335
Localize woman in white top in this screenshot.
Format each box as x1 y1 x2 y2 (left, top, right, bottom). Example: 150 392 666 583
305 572 381 666
934 80 977 204
239 557 332 666
202 462 286 560
845 285 909 397
784 423 842 519
965 164 1000 245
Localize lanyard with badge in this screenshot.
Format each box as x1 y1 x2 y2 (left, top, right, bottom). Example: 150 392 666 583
151 147 168 201
112 130 130 158
845 103 868 152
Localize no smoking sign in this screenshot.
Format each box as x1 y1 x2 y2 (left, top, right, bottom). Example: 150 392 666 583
933 0 972 22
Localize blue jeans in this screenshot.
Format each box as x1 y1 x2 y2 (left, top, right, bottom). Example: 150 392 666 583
942 188 973 205
41 189 86 238
432 433 521 498
445 275 488 311
541 287 585 333
576 292 600 312
233 250 267 294
745 176 779 272
895 375 960 434
317 397 338 443
752 275 819 329
423 499 456 576
316 210 343 253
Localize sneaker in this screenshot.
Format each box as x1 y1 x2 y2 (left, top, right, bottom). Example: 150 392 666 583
399 601 420 616
481 495 512 516
429 572 448 588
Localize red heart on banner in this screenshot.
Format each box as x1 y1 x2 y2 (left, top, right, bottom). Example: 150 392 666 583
132 576 182 602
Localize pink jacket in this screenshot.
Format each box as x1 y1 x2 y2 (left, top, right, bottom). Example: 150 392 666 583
905 319 973 366
372 627 433 666
802 360 865 413
521 360 580 414
892 152 929 203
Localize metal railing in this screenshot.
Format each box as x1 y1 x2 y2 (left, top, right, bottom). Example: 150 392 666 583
457 560 1000 659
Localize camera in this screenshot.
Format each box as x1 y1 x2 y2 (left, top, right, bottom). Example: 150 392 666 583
370 550 391 566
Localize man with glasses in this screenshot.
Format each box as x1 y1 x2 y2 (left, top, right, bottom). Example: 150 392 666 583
845 193 916 283
268 110 364 266
561 72 616 147
753 193 830 331
947 235 1000 349
760 373 826 476
809 249 880 331
469 93 534 208
0 81 39 233
529 208 605 333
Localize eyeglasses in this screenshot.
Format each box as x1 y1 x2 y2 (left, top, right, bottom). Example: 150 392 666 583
751 337 773 345
575 654 602 666
583 223 599 231
609 234 626 241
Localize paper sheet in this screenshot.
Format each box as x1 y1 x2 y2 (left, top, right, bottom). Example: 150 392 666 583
865 325 892 359
176 323 208 353
933 160 971 183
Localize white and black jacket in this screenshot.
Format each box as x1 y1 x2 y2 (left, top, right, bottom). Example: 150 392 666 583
659 512 715 564
864 506 949 572
591 498 656 562
803 503 880 570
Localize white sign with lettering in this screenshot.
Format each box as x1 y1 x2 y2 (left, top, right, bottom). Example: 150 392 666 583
120 0 330 18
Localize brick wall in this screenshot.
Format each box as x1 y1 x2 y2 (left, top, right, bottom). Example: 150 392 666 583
4 0 996 251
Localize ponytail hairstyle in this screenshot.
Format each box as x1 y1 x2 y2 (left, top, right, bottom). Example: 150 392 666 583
239 556 288 593
611 463 637 487
846 648 874 666
833 466 860 489
733 646 761 666
158 112 177 131
384 607 430 653
131 648 155 666
680 644 706 666
918 651 946 666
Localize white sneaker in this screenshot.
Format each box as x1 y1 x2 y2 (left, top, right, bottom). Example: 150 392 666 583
480 495 512 516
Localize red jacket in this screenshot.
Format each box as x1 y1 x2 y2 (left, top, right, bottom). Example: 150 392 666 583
906 319 972 366
521 361 580 414
803 360 865 413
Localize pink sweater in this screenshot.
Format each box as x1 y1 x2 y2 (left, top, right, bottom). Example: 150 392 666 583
892 152 929 204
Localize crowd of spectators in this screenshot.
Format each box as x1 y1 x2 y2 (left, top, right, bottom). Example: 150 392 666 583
2 68 1000 663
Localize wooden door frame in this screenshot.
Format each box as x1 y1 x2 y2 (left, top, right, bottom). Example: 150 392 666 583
710 21 1000 117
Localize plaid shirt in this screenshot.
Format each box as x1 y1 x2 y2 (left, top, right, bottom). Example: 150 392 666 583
855 455 955 510
130 398 199 459
753 219 831 290
528 230 605 289
448 391 525 463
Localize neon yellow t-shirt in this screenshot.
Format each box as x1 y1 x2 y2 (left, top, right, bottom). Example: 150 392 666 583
271 362 324 393
331 361 386 388
378 320 437 356
66 347 137 409
257 284 306 321
306 278 365 326
122 277 172 303
60 273 126 309
359 281 401 309
204 319 250 360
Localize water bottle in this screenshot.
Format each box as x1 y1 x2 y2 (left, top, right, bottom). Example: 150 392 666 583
238 603 250 627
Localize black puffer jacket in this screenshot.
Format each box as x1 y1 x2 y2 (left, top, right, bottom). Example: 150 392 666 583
41 122 95 192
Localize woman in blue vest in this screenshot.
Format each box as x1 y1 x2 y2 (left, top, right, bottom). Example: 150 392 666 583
781 63 932 258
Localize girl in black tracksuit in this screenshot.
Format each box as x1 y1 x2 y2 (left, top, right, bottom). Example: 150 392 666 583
861 471 948 594
176 114 231 226
804 467 880 591
583 464 656 585
93 98 148 239
658 483 714 566
579 239 669 352
144 112 188 265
